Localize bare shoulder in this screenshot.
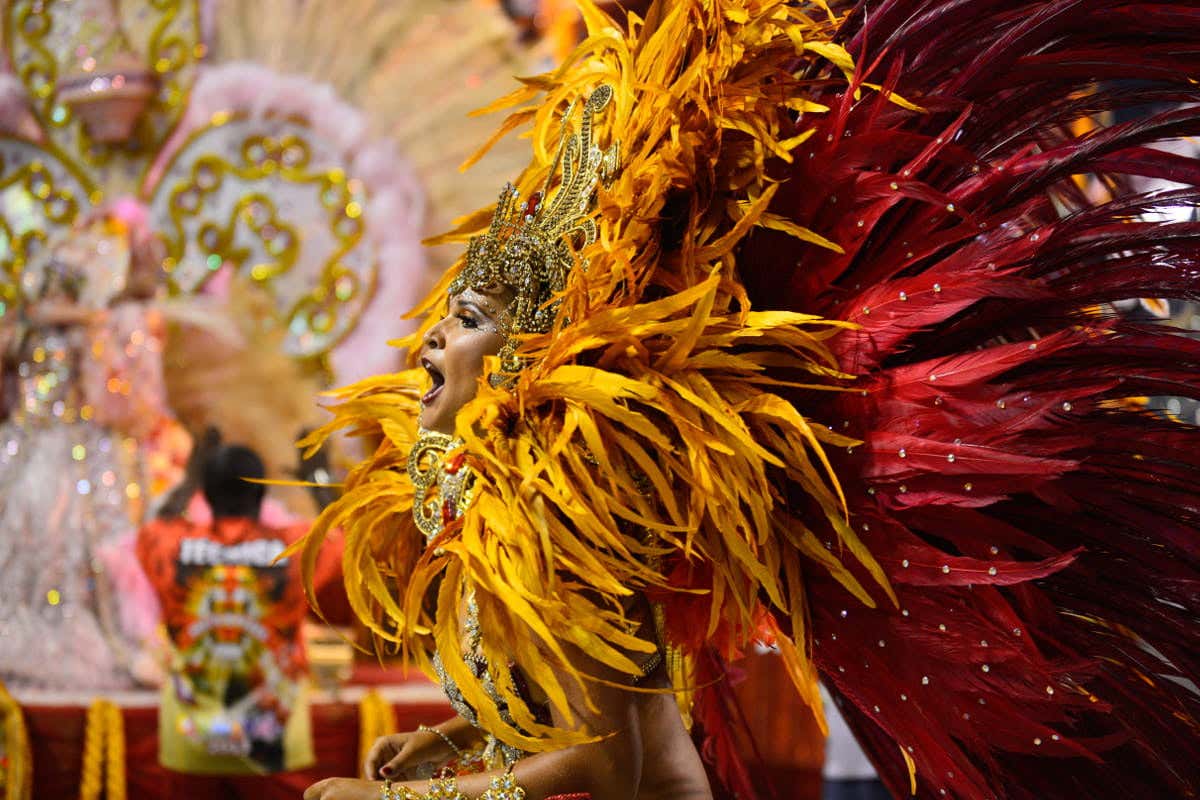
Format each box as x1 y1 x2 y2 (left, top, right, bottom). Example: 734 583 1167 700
633 690 713 800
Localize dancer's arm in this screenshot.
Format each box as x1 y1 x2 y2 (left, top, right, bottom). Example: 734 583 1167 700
307 644 645 800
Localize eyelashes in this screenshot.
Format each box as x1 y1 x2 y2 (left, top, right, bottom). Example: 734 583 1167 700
447 298 507 333
457 312 503 334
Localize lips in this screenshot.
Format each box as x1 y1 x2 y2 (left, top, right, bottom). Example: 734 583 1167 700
421 358 445 406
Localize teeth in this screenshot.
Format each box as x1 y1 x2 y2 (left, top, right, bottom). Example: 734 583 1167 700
422 358 444 387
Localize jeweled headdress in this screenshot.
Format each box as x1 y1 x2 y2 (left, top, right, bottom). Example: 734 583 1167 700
448 84 619 371
406 86 618 540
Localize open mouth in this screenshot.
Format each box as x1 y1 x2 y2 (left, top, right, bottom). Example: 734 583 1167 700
421 358 445 406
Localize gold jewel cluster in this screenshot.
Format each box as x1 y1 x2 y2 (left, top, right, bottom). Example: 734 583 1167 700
382 774 463 800
448 84 620 372
382 770 525 800
407 430 476 542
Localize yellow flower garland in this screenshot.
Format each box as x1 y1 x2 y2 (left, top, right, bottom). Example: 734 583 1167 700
79 700 124 800
0 680 31 800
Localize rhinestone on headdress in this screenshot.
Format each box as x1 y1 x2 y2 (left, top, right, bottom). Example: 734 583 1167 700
448 84 620 372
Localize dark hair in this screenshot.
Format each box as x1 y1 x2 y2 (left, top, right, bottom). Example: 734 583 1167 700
202 445 266 520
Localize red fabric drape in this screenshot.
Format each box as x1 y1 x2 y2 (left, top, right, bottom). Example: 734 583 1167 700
21 654 823 799
23 698 451 800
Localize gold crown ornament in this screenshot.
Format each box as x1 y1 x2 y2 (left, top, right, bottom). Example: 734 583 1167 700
447 84 620 373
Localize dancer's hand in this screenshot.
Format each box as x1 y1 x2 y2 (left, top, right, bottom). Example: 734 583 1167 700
303 777 379 800
363 728 456 780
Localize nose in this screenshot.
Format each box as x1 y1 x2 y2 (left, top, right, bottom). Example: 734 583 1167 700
423 319 446 352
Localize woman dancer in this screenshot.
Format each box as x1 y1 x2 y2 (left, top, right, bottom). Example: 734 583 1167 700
303 1 1200 798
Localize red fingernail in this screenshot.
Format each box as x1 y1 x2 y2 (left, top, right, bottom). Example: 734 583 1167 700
381 767 393 777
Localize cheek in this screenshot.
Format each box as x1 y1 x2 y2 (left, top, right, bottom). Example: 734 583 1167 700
449 332 505 386
468 330 506 364
483 330 507 359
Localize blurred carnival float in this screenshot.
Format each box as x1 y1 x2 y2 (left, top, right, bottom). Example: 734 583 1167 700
0 0 558 797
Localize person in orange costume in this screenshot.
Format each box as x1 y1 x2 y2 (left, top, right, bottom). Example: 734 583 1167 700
138 444 342 798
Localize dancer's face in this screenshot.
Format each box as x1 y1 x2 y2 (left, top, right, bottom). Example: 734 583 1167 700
417 287 511 435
